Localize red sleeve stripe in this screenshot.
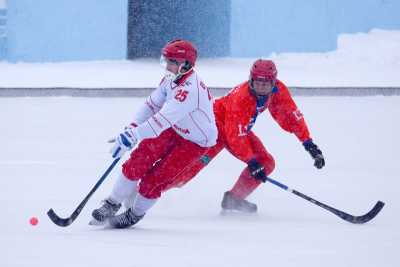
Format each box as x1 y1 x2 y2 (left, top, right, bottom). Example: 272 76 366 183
147 120 158 136
158 111 173 127
195 75 200 109
145 101 156 114
149 95 162 109
197 108 212 123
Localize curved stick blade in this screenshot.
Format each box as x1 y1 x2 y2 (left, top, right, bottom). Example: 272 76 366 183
338 201 385 224
47 209 73 227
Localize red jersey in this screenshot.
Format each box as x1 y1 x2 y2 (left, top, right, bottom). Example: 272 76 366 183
214 80 310 162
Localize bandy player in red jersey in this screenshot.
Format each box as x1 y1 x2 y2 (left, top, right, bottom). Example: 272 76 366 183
90 39 217 228
170 59 325 213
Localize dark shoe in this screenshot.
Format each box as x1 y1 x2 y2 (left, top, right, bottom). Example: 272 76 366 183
221 191 257 213
91 198 121 223
108 208 144 229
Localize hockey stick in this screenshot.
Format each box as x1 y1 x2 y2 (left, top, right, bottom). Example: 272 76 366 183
47 157 121 227
264 176 384 224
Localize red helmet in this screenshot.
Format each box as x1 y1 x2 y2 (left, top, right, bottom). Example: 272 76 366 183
250 59 277 82
161 39 197 67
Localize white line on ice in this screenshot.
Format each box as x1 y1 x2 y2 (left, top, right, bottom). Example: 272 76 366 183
0 160 57 166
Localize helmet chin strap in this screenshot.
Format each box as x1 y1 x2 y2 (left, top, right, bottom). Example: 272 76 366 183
164 63 193 83
164 69 178 81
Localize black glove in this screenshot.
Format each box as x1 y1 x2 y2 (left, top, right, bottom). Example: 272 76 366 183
247 158 267 182
303 139 325 169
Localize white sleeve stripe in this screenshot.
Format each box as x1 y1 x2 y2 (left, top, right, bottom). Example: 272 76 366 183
158 111 173 127
149 95 162 109
189 113 208 145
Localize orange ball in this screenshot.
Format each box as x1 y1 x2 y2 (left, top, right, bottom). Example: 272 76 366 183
30 217 38 226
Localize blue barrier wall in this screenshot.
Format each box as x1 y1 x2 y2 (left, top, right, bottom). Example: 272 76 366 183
6 0 127 62
231 0 400 57
3 0 400 61
0 8 6 60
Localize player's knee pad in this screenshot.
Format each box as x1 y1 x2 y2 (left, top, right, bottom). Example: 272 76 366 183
263 156 275 176
254 153 275 177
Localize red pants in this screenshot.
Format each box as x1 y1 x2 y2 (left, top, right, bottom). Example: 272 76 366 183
122 128 208 199
171 131 275 199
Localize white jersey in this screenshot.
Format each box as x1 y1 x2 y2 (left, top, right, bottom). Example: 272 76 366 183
132 71 218 147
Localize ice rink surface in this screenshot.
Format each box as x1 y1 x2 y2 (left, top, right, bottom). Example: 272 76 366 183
1 96 399 267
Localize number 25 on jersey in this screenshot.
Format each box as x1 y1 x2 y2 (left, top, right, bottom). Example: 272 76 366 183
175 89 189 102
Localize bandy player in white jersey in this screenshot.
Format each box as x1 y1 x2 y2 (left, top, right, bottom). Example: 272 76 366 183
91 39 218 228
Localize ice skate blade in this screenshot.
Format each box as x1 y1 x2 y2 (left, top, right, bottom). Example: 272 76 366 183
89 218 107 226
220 209 257 217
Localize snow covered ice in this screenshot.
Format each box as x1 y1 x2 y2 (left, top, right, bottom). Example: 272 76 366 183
1 96 399 267
1 29 400 267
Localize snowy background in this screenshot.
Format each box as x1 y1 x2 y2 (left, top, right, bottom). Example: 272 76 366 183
0 29 399 88
0 29 399 267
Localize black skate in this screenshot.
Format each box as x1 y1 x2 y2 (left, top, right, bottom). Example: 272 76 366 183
90 198 121 225
221 191 257 214
108 208 144 229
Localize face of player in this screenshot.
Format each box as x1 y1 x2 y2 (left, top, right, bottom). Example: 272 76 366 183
160 56 184 81
252 79 275 96
165 58 180 74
